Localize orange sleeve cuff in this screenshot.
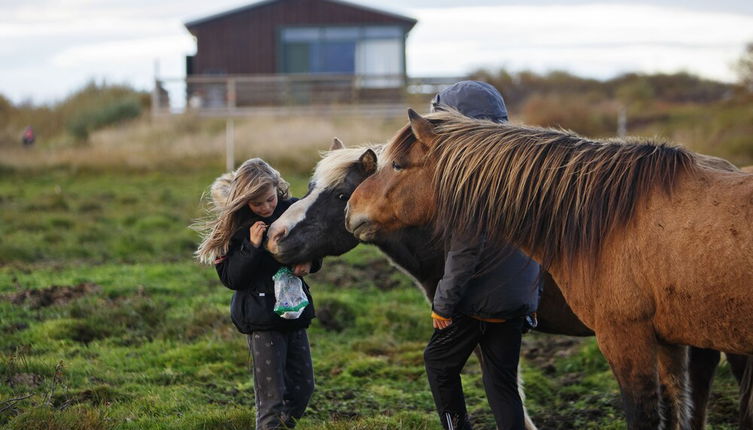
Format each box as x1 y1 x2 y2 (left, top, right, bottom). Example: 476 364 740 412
431 311 450 321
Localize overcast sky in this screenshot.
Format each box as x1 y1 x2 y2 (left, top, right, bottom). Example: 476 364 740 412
2 0 753 104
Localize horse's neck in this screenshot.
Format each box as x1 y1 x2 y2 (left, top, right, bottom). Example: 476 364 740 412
374 227 444 301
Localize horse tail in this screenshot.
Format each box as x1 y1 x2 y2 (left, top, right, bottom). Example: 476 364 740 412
210 172 234 211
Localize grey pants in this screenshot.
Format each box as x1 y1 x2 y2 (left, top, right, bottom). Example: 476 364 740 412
247 329 315 430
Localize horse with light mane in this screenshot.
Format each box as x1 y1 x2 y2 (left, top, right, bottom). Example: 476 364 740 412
344 109 753 429
261 137 752 429
267 139 590 337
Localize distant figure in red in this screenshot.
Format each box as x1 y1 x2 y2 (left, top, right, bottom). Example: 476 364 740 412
22 126 35 147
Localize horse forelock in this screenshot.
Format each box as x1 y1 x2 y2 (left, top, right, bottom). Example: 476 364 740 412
313 145 384 189
420 113 697 269
384 123 416 166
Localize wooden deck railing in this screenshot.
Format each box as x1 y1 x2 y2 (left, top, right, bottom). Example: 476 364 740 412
152 74 464 116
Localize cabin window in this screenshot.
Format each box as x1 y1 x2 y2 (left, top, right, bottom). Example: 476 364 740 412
281 25 404 84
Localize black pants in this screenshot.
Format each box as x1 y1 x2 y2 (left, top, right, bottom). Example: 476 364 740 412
247 329 315 430
424 315 525 430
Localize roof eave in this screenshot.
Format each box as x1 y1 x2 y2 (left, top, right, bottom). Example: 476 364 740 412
184 0 418 32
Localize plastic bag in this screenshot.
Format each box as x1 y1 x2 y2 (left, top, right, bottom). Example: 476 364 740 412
272 267 309 319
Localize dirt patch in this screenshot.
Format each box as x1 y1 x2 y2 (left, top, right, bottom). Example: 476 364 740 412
4 282 101 309
314 297 356 332
7 372 43 388
522 333 589 373
312 259 403 291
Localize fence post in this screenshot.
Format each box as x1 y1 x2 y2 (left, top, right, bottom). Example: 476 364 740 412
617 104 627 138
152 79 160 117
226 118 235 172
227 78 237 113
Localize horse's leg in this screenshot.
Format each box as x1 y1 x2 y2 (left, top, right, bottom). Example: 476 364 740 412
596 324 661 430
684 348 720 430
657 342 692 430
727 354 753 430
740 357 753 430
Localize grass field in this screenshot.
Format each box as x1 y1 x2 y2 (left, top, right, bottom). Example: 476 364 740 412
0 113 745 429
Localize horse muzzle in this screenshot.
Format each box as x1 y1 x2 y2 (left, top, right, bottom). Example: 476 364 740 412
345 213 378 242
265 223 288 256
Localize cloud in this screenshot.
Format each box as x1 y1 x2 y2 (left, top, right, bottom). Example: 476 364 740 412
2 1 753 103
50 35 194 68
406 4 753 81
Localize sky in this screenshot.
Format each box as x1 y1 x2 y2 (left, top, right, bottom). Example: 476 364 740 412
1 0 753 105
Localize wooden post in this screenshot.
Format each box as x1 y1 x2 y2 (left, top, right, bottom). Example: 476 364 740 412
617 105 627 138
152 59 161 117
152 79 160 117
226 118 235 172
227 78 237 113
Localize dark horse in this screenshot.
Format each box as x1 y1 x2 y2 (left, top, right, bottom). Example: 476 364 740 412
345 110 753 429
262 138 751 429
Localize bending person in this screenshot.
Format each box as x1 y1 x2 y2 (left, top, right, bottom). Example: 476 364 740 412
423 81 541 430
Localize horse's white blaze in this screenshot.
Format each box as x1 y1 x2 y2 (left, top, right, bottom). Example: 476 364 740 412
268 186 324 243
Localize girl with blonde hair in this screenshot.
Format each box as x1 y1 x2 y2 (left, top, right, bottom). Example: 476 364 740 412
196 158 320 430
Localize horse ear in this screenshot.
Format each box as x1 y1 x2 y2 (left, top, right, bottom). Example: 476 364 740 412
330 137 345 151
408 108 436 146
358 149 378 176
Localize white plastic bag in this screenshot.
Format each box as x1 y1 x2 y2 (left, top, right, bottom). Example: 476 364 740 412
272 267 309 319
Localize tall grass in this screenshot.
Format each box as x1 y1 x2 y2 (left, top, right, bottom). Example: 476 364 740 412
0 113 407 174
2 70 752 172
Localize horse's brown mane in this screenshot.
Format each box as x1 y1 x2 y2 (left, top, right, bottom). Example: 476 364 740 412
388 111 698 269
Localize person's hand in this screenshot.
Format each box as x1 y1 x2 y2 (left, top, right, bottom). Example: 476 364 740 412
292 262 312 277
432 316 452 330
249 221 267 248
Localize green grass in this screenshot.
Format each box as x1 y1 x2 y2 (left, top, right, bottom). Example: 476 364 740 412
0 167 742 429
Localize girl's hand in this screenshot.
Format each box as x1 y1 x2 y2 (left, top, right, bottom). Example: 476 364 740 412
249 221 267 248
292 262 312 277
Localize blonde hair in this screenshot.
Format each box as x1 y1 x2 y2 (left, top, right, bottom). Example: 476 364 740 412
194 158 290 264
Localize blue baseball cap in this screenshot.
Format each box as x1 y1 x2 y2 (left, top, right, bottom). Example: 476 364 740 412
430 80 509 123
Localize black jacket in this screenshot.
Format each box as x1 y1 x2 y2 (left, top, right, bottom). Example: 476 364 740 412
215 199 321 333
430 81 539 320
433 234 540 320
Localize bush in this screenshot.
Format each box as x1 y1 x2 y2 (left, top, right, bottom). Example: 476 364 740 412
67 97 142 141
520 93 617 137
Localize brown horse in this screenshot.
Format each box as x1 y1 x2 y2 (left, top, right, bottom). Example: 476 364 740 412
345 109 753 429
265 138 752 429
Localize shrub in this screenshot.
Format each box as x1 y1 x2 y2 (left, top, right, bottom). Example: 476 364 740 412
67 98 142 141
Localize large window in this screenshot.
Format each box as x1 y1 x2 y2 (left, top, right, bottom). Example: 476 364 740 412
281 25 404 82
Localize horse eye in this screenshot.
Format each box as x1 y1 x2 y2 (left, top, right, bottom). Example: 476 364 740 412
392 161 403 171
337 193 349 201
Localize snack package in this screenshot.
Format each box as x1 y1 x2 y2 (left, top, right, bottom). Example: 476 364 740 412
272 267 309 319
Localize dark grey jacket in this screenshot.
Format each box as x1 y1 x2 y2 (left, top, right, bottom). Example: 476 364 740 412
431 80 540 320
433 234 540 320
216 199 321 333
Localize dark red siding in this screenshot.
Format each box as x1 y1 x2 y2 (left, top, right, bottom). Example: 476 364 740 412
186 0 416 75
